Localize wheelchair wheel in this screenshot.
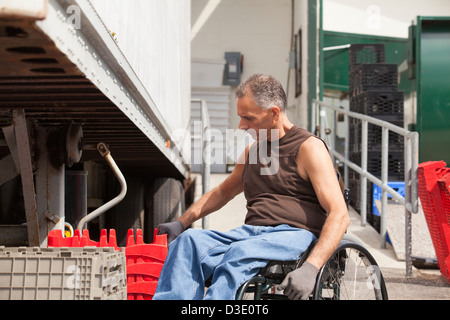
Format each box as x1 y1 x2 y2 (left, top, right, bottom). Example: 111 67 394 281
312 240 388 300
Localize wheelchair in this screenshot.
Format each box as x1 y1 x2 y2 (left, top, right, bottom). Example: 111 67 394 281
235 188 389 300
235 234 388 300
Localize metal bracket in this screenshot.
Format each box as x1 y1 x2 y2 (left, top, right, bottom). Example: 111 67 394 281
12 109 41 246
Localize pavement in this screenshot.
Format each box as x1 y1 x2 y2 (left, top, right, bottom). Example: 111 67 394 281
190 173 450 300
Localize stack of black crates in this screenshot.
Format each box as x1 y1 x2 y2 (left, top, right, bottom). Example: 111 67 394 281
348 44 405 231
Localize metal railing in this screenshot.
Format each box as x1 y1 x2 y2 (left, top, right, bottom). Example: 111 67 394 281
191 99 212 229
312 99 419 276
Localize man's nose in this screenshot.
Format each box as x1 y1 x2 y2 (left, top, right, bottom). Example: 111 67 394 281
239 119 248 131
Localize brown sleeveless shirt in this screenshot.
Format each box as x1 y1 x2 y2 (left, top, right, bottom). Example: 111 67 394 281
243 126 327 237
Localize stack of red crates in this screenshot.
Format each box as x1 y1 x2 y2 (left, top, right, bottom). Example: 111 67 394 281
125 229 168 300
417 161 450 283
48 228 120 250
438 174 450 226
48 228 168 299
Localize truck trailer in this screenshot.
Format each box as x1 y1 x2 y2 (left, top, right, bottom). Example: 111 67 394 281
0 0 194 249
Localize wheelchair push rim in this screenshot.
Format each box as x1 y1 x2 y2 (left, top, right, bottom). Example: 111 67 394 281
312 240 388 300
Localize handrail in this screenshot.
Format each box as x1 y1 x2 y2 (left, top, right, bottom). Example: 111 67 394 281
191 99 211 229
312 99 419 276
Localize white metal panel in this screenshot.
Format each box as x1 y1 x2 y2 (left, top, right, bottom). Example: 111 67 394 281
26 0 192 176
89 0 191 136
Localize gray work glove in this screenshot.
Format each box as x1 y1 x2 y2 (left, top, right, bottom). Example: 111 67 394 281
157 220 185 243
277 261 319 300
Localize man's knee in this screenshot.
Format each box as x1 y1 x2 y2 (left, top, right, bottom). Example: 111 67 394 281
175 228 197 244
175 228 210 246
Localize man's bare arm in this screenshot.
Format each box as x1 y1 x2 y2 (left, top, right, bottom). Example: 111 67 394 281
297 137 350 269
177 146 248 228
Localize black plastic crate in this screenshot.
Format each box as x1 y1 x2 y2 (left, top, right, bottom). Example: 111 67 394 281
348 169 362 211
350 91 404 116
347 169 373 218
349 44 385 69
349 118 404 153
349 151 404 180
349 64 398 96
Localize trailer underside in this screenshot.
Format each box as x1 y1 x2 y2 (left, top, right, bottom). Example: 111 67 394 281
0 1 192 248
0 18 185 178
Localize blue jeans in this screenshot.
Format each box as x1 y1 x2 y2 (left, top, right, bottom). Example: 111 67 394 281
153 224 316 300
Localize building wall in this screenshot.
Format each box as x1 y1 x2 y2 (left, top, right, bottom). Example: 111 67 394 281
191 0 310 131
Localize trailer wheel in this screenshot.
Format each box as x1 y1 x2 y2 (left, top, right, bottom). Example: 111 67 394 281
146 178 185 241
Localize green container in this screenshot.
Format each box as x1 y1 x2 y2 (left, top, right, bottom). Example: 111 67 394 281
413 17 450 164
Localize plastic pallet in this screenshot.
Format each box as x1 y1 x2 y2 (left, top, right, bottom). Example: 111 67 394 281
48 228 168 300
349 151 405 181
349 118 404 153
350 91 404 116
372 181 405 216
349 63 398 96
418 161 450 283
0 246 127 300
349 44 385 69
125 229 168 300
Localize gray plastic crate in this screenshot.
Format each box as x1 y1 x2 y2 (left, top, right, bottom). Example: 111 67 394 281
0 246 127 300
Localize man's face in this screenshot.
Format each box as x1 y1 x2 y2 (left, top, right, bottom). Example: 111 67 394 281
237 93 276 141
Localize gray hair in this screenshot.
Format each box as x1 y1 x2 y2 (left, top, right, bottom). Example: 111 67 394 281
235 74 287 113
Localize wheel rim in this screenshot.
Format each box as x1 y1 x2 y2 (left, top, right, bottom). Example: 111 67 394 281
313 243 388 300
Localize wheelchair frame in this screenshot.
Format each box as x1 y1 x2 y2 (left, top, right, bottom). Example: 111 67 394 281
235 234 389 300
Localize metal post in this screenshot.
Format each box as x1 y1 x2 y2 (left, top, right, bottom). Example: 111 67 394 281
380 127 389 248
12 110 41 247
332 109 337 163
200 99 211 230
319 107 326 141
361 120 368 226
344 113 349 190
35 127 65 247
411 133 419 214
404 135 413 276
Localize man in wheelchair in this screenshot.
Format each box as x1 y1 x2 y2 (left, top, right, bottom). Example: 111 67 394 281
153 74 350 300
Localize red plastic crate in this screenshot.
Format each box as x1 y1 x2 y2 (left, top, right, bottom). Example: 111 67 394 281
418 161 450 283
48 228 168 300
125 229 168 300
438 173 450 226
48 228 120 251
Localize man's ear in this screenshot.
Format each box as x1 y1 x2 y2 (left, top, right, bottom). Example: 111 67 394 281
271 106 281 121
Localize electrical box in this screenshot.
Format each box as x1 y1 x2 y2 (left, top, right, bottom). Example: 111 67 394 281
223 52 243 86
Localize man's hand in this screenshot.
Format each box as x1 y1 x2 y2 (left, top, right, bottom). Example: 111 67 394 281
157 220 185 243
277 261 319 300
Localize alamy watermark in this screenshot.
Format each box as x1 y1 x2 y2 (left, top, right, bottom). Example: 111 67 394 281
66 5 81 30
366 5 381 30
66 265 81 290
366 264 383 291
170 123 280 176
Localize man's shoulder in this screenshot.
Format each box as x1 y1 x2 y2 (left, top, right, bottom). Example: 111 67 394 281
299 135 328 153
